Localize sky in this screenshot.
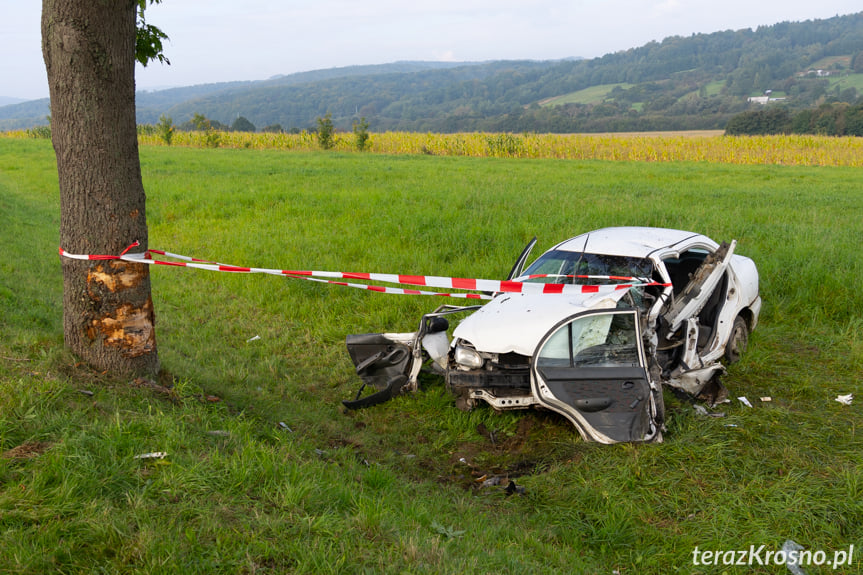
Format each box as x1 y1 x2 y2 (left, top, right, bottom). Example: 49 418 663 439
1 1 860 101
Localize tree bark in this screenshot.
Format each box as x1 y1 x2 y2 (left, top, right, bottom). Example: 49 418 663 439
42 0 158 375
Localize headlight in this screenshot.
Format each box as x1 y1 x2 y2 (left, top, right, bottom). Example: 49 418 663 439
454 345 484 369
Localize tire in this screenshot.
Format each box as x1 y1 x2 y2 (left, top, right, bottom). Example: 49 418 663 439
724 315 749 364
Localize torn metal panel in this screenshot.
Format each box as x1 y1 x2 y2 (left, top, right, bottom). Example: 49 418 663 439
663 241 735 334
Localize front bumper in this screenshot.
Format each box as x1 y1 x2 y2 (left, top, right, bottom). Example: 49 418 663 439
446 368 530 390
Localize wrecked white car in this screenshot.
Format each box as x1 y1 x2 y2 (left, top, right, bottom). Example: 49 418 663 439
344 227 761 444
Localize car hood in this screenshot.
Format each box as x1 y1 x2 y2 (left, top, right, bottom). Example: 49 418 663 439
451 289 631 356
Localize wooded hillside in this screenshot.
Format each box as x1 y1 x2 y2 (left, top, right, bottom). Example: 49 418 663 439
2 12 861 133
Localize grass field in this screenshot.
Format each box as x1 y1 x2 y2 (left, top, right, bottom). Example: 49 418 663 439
538 84 633 107
1 136 862 573
830 73 863 93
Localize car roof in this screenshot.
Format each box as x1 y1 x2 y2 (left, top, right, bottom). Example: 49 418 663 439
551 227 716 259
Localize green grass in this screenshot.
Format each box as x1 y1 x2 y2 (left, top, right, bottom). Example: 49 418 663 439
703 80 725 97
809 56 853 70
539 84 632 107
829 72 863 93
1 137 863 573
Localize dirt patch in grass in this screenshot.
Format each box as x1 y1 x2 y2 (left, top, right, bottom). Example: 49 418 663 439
2 440 52 460
440 411 579 491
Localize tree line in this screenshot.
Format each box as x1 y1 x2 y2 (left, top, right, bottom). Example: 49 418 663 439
725 101 863 135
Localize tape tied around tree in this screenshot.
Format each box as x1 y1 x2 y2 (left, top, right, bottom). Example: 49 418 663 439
59 242 670 300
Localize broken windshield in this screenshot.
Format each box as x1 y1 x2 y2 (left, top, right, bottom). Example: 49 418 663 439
517 250 654 285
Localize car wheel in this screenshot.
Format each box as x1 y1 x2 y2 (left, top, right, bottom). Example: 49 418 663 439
724 315 749 363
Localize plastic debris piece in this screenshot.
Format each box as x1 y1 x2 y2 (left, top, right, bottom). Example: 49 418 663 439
836 394 853 406
760 396 772 402
724 424 738 428
206 430 229 437
278 422 293 432
781 539 807 575
738 396 753 408
246 335 261 342
134 451 167 460
482 476 502 487
78 389 94 397
694 404 725 417
459 457 467 464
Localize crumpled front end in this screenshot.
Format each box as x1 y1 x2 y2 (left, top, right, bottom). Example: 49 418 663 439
343 306 479 409
444 290 633 411
446 344 536 411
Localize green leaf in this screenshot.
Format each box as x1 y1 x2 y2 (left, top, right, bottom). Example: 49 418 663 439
136 0 169 67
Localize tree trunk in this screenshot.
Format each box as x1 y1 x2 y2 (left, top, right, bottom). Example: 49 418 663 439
42 0 158 376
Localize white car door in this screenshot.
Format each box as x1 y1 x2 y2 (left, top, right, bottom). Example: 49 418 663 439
530 309 662 444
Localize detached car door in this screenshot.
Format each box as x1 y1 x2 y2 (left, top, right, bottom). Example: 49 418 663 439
530 309 661 444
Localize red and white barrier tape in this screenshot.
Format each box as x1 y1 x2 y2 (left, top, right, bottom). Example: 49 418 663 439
59 242 670 299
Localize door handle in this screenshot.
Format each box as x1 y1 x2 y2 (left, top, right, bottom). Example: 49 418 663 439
574 397 612 412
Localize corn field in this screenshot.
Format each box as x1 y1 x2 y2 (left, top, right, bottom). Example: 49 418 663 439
146 130 863 166
7 129 863 166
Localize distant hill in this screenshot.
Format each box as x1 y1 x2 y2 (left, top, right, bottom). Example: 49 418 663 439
0 96 26 107
2 12 862 133
152 60 564 131
0 99 51 130
133 61 476 126
0 61 477 131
